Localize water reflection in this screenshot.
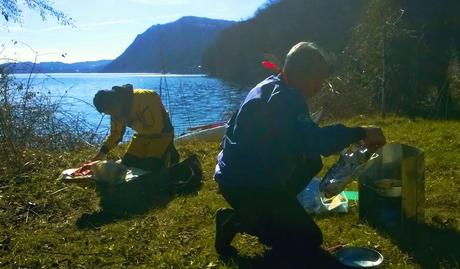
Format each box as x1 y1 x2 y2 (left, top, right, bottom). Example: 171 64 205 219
13 73 248 142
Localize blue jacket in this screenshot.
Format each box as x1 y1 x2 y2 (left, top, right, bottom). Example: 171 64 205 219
215 75 365 189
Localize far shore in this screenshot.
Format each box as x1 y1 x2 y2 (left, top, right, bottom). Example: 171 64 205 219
12 73 208 77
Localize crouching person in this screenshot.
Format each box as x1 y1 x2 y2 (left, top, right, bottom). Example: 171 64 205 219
92 84 202 197
213 42 386 267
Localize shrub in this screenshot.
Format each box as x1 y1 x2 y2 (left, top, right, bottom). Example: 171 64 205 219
0 66 97 176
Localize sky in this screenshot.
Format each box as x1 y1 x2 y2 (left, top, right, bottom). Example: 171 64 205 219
0 0 268 63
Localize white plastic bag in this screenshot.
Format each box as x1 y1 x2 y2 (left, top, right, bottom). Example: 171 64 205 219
297 178 349 214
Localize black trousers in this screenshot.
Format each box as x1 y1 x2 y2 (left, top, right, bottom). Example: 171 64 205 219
121 153 192 190
121 141 180 172
219 156 325 248
122 154 164 172
219 185 323 250
219 185 351 268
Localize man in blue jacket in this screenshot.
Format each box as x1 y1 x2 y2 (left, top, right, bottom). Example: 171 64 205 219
214 42 386 265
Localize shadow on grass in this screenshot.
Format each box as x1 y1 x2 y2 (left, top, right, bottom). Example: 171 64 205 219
223 247 350 269
76 174 202 229
378 222 460 268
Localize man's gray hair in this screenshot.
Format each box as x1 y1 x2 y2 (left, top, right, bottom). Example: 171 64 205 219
283 42 327 80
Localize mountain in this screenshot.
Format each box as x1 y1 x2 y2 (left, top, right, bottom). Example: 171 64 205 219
1 16 233 74
2 60 112 73
104 16 235 74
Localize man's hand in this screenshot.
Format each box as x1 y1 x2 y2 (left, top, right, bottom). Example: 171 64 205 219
362 126 386 152
92 151 106 162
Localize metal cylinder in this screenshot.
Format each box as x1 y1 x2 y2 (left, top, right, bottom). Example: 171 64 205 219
359 144 425 227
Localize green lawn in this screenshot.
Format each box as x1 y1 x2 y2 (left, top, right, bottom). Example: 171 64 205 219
0 116 459 268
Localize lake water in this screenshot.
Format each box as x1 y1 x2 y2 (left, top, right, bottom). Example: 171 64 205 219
13 73 248 142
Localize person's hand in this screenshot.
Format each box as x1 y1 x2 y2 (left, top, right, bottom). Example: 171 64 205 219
92 151 106 162
361 126 386 152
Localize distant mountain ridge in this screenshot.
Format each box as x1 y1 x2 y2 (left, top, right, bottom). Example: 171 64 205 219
2 60 111 74
0 16 235 74
1 16 234 74
103 16 235 73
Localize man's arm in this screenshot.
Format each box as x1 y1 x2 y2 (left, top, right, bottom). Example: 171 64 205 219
293 113 386 158
275 99 384 159
297 119 366 158
93 118 126 160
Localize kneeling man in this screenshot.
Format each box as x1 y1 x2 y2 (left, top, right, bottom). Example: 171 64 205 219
214 42 386 265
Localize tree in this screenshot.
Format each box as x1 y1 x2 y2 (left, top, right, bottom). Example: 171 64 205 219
203 0 367 85
0 0 72 25
348 0 460 118
203 0 460 118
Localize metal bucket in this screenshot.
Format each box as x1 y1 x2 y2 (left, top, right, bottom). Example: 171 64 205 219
359 144 425 227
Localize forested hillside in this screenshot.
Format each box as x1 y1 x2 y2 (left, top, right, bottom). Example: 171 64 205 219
203 0 460 118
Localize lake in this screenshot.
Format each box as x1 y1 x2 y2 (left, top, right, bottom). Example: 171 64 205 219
13 73 248 142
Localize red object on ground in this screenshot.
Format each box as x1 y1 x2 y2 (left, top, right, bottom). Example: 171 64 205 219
72 161 99 177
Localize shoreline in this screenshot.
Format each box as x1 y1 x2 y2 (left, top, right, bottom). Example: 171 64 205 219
11 73 208 77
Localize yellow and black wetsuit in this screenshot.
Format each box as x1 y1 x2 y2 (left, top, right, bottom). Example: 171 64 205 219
100 88 178 171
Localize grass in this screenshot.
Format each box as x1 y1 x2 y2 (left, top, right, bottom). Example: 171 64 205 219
0 115 459 268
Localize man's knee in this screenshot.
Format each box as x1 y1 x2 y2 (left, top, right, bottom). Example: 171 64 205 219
296 218 324 248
